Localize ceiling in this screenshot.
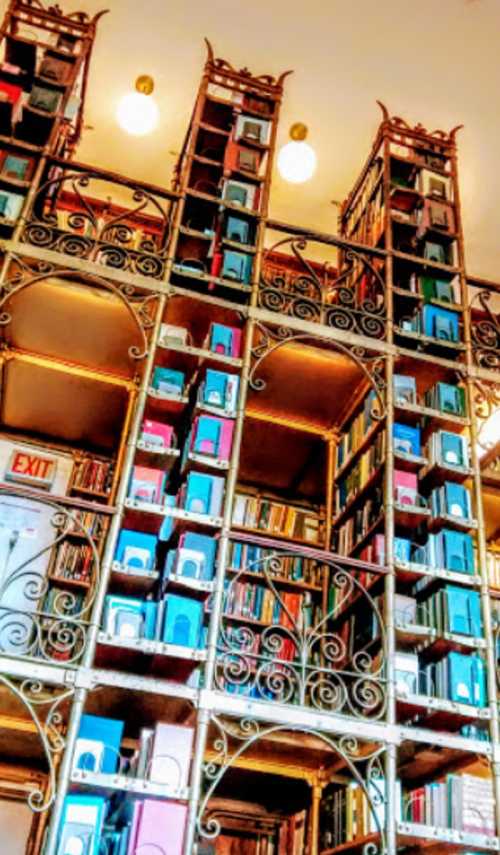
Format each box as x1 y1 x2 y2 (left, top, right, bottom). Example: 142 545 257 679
39 0 500 281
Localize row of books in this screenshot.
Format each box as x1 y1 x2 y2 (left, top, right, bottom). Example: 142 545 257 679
65 510 106 540
228 541 324 586
335 430 385 512
50 542 94 585
399 304 461 344
320 777 394 849
342 152 383 238
335 487 383 555
73 714 193 789
395 650 486 707
395 585 483 638
394 375 466 416
102 592 205 650
232 492 322 544
115 528 217 583
392 197 455 234
71 456 113 495
404 774 495 836
58 794 186 855
396 273 460 304
336 389 381 470
223 578 321 634
129 466 225 519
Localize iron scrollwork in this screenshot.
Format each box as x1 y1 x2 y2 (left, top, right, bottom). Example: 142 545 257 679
0 489 101 666
214 550 386 718
21 170 171 280
259 236 387 340
249 321 387 416
0 256 157 360
0 674 74 811
470 290 500 370
199 715 387 854
472 380 500 456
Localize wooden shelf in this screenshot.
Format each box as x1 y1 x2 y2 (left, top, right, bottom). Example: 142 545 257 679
231 523 324 550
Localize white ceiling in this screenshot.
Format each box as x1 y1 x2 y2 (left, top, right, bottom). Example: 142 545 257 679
29 0 500 280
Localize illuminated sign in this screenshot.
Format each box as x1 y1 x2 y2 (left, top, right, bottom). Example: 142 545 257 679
5 450 57 490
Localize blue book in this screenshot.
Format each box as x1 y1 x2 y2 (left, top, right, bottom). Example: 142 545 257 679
183 472 224 516
158 495 176 541
151 366 185 395
471 656 487 707
76 714 124 774
444 482 471 519
231 542 244 568
393 423 421 456
114 529 157 571
394 537 411 563
162 594 203 648
421 304 460 342
58 794 107 855
434 382 465 416
143 600 158 640
448 652 475 705
442 530 474 574
444 586 482 637
193 415 222 456
209 323 234 356
438 431 468 467
226 215 250 244
175 532 217 580
221 249 253 284
202 369 240 412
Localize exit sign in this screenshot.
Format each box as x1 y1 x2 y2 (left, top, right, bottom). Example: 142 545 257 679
5 449 57 490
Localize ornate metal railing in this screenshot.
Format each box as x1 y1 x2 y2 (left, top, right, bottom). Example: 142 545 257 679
259 224 388 341
0 488 102 666
214 548 387 718
469 279 500 371
20 159 177 281
198 715 387 853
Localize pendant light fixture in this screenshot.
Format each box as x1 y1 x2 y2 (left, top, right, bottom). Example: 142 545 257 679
277 122 317 184
116 75 159 137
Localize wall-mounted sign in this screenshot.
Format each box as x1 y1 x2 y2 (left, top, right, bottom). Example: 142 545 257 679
4 449 57 490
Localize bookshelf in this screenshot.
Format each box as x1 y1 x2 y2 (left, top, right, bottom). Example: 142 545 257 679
0 5 497 855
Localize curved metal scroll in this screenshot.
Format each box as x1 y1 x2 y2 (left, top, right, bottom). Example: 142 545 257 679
199 716 387 854
259 236 387 340
215 551 386 718
470 290 500 370
0 256 157 360
249 322 387 419
21 171 170 281
0 675 74 811
472 380 500 456
0 488 101 665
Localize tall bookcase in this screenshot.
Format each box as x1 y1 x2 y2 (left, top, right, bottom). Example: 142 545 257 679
0 4 499 855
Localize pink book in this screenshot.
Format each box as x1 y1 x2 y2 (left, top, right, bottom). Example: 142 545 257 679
148 723 194 789
141 420 174 449
127 799 187 855
394 470 418 505
219 418 235 461
230 327 242 357
373 534 385 565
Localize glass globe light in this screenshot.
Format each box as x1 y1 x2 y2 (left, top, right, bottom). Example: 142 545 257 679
278 140 317 184
116 76 159 136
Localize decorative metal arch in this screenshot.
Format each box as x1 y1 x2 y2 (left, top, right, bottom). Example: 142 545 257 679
0 487 102 665
259 235 387 340
21 169 171 281
215 550 387 718
472 379 500 456
198 716 387 854
0 255 157 360
470 290 500 370
249 321 387 419
0 674 74 812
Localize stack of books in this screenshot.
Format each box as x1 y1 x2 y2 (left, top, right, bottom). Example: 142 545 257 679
405 773 495 836
336 389 381 469
71 457 113 495
228 541 324 586
232 491 322 544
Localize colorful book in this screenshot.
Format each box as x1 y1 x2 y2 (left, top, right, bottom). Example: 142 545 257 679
199 369 240 413
128 466 166 504
115 529 157 571
207 323 242 358
161 594 204 648
148 723 194 789
140 419 175 449
151 366 185 396
58 794 107 855
127 799 187 855
393 423 421 456
74 714 124 775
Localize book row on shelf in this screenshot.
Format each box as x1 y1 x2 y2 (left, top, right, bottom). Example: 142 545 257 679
320 773 494 851
70 457 113 497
